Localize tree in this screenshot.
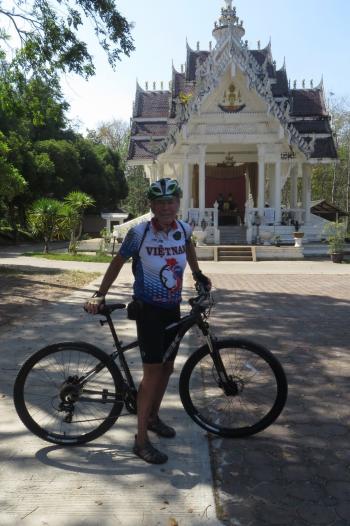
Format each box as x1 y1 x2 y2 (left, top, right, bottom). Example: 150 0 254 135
33 139 81 198
86 119 130 168
0 131 28 235
0 0 134 79
63 190 95 253
311 96 350 229
27 197 67 253
75 137 127 210
0 132 27 201
122 169 149 217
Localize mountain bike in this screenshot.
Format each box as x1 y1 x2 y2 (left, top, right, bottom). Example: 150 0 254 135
13 287 288 445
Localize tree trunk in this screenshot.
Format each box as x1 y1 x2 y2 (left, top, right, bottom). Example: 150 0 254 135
331 163 337 203
346 139 350 231
8 202 18 243
43 237 49 254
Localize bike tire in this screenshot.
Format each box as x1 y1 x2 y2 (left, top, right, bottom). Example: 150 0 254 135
14 342 125 445
179 338 288 438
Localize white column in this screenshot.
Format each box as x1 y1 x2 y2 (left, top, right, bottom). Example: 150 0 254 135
269 165 275 208
157 162 164 180
244 168 251 200
198 145 206 217
182 160 190 221
258 157 265 215
274 160 282 224
290 165 298 209
302 164 312 224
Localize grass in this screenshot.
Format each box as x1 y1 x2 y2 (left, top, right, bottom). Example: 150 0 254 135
0 266 101 282
23 252 113 263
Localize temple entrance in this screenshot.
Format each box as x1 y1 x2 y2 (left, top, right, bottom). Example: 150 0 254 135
205 166 246 226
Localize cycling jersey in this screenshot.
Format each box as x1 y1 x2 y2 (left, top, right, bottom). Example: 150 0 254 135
119 219 192 308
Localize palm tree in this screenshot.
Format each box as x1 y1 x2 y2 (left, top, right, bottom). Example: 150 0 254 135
63 191 95 253
27 198 67 253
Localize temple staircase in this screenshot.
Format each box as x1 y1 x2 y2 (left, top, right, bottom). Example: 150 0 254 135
217 246 253 262
219 226 247 245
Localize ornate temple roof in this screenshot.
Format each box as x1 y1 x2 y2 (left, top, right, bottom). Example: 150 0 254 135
128 2 337 163
132 85 171 119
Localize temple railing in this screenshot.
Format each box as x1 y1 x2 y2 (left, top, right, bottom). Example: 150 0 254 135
245 207 306 227
112 212 152 239
186 207 219 229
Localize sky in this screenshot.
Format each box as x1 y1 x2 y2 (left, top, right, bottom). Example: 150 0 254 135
60 0 350 132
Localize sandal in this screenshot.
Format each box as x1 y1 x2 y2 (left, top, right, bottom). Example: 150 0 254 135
148 417 176 438
133 437 168 464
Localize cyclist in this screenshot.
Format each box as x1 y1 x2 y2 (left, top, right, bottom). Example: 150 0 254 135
85 178 211 464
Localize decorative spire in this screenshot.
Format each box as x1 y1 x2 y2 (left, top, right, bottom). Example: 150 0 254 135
213 1 245 41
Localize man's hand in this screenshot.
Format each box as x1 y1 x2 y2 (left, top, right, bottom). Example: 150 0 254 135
84 292 105 314
192 270 212 292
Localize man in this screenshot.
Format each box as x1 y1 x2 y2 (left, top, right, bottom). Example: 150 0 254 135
85 178 211 464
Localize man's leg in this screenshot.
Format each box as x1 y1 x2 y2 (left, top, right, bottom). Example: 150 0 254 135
149 361 174 422
136 363 170 447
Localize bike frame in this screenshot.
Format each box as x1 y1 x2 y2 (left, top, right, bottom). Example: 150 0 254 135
79 295 231 395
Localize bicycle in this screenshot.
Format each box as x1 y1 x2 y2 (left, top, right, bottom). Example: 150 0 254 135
13 287 288 445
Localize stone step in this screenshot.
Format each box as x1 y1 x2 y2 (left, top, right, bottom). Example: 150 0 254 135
219 255 253 261
217 245 253 262
220 253 252 256
219 226 247 245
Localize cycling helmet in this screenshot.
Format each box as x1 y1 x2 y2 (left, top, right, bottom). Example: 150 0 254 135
147 178 183 200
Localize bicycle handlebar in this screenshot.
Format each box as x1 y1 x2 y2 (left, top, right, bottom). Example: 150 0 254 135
188 285 213 313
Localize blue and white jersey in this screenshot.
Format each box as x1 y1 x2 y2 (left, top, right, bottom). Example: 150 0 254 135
119 219 192 308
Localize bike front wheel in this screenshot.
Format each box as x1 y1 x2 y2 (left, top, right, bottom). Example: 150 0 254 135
179 338 288 438
14 342 125 445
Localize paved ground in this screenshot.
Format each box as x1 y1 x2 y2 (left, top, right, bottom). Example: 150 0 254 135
1 245 350 525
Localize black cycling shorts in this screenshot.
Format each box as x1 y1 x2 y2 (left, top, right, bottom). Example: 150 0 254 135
136 302 181 364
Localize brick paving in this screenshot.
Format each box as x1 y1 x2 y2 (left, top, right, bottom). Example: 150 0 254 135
204 274 350 526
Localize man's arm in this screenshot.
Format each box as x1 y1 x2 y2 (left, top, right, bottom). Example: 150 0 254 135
85 253 126 313
186 239 200 274
186 240 212 291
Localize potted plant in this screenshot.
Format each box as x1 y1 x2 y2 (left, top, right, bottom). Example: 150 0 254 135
273 234 281 247
323 221 347 263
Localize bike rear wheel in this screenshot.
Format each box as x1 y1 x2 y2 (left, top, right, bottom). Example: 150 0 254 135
179 338 288 438
14 342 125 445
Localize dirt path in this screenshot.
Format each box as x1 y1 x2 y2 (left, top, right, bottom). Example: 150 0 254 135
0 267 101 328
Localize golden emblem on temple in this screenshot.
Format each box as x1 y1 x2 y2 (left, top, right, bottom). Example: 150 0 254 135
218 82 246 113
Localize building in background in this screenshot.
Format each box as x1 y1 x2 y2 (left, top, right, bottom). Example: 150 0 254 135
127 0 337 246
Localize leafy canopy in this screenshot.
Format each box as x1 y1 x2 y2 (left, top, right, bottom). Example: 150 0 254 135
0 0 135 78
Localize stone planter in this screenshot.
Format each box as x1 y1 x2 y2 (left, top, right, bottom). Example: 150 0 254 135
194 230 207 245
293 231 304 248
260 230 273 245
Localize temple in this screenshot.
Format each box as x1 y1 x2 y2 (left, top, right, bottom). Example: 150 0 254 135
126 0 337 251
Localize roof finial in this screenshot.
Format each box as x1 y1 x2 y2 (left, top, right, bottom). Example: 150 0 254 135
225 0 233 8
302 79 305 89
293 80 297 89
257 40 261 50
310 79 313 88
145 81 148 90
160 81 164 90
196 41 200 51
153 81 156 90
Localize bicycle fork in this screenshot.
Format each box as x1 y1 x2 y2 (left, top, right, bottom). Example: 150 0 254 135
204 331 240 397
